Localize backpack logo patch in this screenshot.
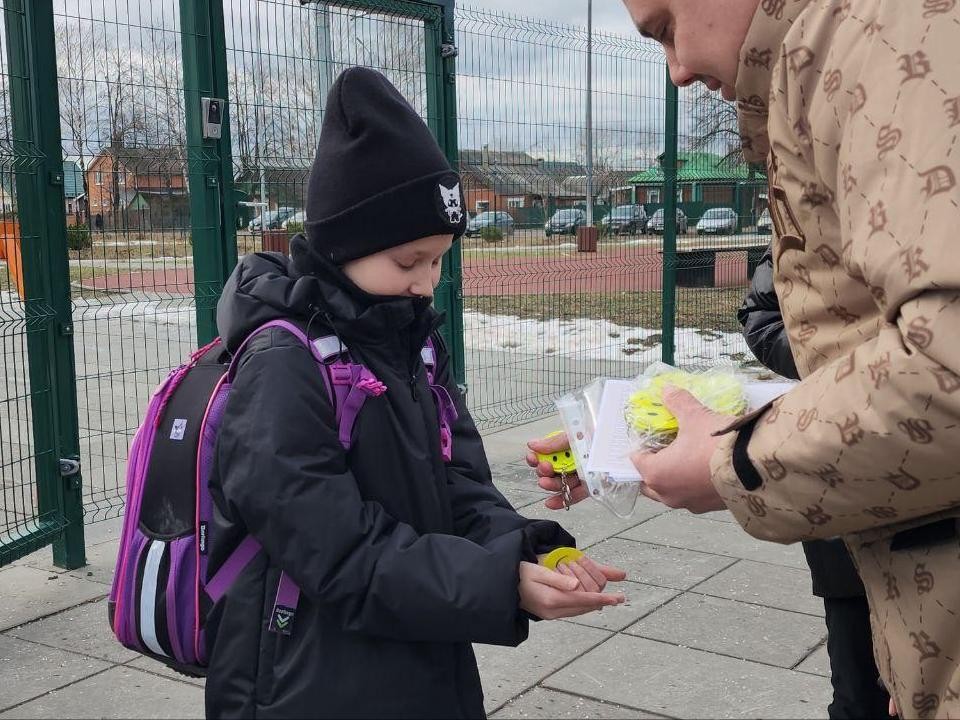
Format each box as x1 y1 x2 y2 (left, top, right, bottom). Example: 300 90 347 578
270 606 296 636
438 183 463 225
170 418 188 441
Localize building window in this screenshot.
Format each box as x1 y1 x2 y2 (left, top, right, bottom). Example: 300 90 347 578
95 171 103 185
506 197 525 209
475 200 490 213
647 189 661 204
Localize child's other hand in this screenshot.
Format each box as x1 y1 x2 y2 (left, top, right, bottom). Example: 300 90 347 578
518 561 625 620
554 556 627 593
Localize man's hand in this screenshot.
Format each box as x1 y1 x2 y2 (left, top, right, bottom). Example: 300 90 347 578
526 433 589 509
518 561 625 620
630 387 731 514
554 555 627 592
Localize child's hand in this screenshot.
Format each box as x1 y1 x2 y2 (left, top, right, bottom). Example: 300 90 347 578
526 433 589 509
554 556 627 593
518 561 625 620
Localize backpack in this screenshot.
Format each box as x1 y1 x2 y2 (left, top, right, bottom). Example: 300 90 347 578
108 319 458 677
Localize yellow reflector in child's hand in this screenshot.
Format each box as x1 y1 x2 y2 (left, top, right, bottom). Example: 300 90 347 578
534 430 577 475
540 547 585 569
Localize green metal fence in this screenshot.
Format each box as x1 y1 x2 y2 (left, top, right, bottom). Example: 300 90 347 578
1 0 763 568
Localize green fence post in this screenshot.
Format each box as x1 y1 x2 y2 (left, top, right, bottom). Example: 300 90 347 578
181 0 237 345
661 68 678 366
4 0 86 568
426 0 466 387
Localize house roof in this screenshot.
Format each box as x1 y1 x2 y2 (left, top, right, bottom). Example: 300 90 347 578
459 149 593 198
628 152 763 184
560 170 641 196
92 146 187 175
459 149 538 167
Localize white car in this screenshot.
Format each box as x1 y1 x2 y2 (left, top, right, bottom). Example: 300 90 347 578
281 210 307 230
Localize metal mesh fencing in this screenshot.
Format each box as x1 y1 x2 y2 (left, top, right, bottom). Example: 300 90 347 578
53 0 198 523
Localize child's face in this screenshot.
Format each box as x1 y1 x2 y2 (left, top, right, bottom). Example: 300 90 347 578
342 233 454 298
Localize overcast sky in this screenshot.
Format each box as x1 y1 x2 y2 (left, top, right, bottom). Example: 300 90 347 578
464 1 638 36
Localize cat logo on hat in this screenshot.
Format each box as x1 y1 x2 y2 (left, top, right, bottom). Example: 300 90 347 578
438 182 463 225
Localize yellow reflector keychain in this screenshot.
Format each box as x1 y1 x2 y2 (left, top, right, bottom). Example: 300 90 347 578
625 368 747 449
540 546 585 570
535 431 578 510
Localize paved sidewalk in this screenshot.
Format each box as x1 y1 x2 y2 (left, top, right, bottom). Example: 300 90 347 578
0 417 832 719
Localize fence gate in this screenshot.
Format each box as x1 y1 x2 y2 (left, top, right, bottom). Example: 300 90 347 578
1 0 460 568
0 0 85 568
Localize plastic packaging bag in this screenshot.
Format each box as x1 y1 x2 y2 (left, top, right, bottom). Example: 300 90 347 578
554 364 771 519
624 362 749 452
555 378 646 518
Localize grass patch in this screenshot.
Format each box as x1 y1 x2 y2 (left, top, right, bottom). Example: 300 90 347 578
464 289 746 334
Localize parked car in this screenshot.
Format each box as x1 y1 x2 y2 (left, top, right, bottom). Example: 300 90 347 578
281 210 307 230
545 208 586 236
249 206 297 231
465 210 515 237
646 208 688 234
601 204 648 235
757 207 772 234
696 207 738 235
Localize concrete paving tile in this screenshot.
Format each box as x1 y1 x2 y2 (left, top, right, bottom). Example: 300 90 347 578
7 598 134 664
0 566 106 632
127 656 205 688
618 512 808 570
796 643 830 677
584 538 736 591
694 560 823 617
625 593 827 669
25 536 117 587
544 634 832 719
0 665 204 719
491 687 661 719
565 581 680 633
497 484 553 510
519 499 665 550
476 619 611 714
0 634 109 712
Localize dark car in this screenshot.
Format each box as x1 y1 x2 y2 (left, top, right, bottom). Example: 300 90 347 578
646 208 688 234
465 210 515 237
601 204 648 235
545 208 585 237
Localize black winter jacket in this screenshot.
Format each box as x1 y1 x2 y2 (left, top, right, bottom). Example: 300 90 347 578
204 237 573 719
739 247 865 599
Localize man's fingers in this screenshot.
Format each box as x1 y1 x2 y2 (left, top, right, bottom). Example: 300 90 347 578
638 480 668 506
526 432 570 455
525 452 539 468
661 386 707 419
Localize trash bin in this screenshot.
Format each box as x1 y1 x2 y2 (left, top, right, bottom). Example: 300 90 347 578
262 229 290 254
576 225 598 253
0 220 24 299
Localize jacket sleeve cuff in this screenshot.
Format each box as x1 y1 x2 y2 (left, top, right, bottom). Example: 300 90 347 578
521 520 576 563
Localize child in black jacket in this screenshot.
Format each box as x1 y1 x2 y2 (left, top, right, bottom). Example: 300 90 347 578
205 68 625 719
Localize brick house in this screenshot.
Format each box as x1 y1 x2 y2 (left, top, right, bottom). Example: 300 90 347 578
86 146 187 230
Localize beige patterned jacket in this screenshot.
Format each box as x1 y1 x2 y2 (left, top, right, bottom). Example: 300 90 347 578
708 1 960 717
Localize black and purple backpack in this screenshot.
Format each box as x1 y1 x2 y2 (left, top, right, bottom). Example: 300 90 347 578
108 319 458 676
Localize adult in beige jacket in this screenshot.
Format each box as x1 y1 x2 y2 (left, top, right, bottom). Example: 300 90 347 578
530 1 960 718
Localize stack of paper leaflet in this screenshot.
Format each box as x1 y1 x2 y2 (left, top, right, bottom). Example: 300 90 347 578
555 371 794 518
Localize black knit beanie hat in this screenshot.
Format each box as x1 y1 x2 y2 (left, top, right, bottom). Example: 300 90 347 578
303 67 466 264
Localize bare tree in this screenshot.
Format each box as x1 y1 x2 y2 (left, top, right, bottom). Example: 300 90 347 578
686 84 744 167
56 19 99 224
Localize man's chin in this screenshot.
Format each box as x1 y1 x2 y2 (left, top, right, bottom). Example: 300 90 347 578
721 84 737 101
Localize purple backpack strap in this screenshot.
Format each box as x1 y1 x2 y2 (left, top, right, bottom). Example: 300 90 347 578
206 535 262 603
422 337 458 462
